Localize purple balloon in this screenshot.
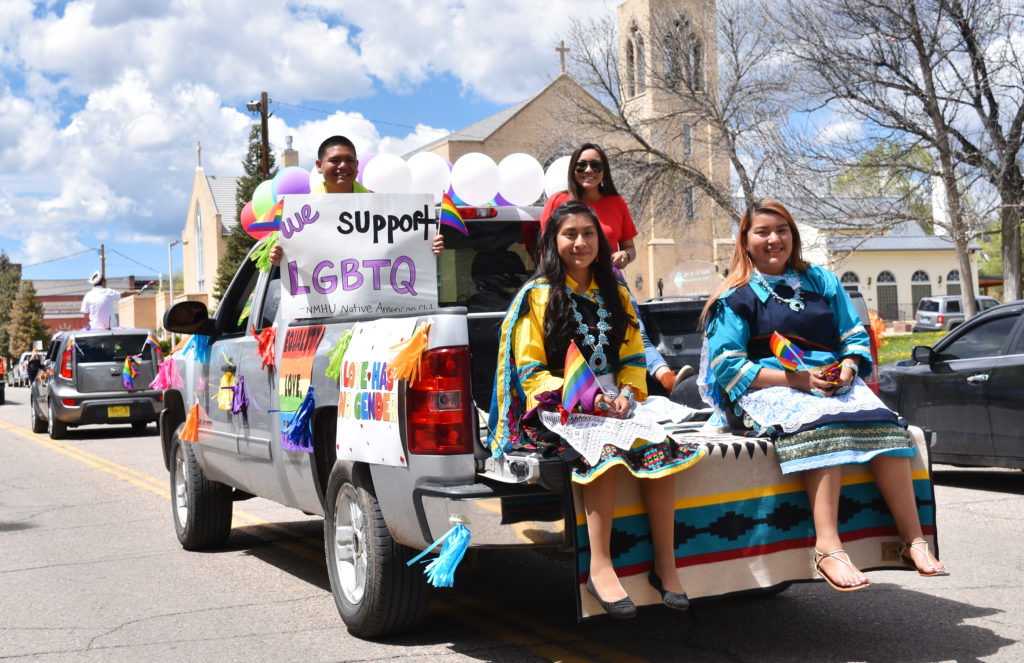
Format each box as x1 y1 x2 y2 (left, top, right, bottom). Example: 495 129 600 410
494 192 511 206
272 166 312 198
447 186 466 206
357 152 377 184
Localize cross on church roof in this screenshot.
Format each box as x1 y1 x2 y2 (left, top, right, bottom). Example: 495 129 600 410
556 40 569 74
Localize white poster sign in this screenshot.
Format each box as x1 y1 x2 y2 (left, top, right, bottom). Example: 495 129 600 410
335 318 418 467
279 193 438 320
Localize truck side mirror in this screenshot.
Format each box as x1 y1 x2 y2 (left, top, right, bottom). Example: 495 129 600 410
164 301 217 337
911 345 936 365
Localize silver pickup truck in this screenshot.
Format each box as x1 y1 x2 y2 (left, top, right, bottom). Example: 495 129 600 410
160 205 939 639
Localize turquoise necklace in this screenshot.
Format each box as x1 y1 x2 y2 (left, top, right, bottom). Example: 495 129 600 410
752 268 805 312
566 286 611 371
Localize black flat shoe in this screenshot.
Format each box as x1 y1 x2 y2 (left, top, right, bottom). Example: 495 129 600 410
585 576 637 619
649 571 690 611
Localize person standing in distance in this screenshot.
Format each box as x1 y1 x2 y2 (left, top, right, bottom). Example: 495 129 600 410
270 135 443 265
81 272 138 329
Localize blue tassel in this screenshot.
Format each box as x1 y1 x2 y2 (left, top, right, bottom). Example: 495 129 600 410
283 384 315 451
406 518 471 588
181 334 211 363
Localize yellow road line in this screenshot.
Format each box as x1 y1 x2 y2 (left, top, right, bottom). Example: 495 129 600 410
450 594 651 663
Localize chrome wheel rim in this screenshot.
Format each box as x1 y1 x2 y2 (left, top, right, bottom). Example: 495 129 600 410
47 401 54 436
174 444 189 528
332 483 367 604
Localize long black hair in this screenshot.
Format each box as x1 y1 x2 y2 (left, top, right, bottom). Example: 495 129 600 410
536 201 636 369
567 143 620 200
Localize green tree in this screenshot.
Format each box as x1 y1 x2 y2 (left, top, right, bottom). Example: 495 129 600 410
7 280 49 356
0 251 22 358
213 124 278 303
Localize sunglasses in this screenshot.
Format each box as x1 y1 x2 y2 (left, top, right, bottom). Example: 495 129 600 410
574 159 604 173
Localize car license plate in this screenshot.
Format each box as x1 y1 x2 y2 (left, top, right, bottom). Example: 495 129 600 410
108 405 130 418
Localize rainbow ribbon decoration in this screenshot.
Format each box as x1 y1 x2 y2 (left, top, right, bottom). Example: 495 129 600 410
122 354 142 390
562 340 602 413
439 192 469 236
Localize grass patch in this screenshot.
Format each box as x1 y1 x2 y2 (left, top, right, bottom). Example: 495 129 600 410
878 331 947 365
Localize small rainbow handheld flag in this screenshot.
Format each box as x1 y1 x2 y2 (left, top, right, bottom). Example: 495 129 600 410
769 331 807 372
439 192 469 236
144 334 160 352
563 340 602 413
68 335 82 355
250 199 284 233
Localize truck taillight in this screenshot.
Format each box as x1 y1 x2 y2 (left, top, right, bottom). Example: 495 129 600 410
60 348 73 379
406 347 474 455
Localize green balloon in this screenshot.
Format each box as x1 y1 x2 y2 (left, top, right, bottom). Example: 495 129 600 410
252 180 275 218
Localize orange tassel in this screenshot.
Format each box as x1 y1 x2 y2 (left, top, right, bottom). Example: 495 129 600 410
251 325 277 372
181 403 199 442
387 322 431 384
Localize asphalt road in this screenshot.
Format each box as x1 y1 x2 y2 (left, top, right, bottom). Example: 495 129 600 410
1 385 1022 662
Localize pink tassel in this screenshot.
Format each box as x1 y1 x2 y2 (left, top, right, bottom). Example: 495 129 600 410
149 358 184 390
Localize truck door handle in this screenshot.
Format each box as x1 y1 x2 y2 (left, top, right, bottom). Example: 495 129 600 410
966 373 989 384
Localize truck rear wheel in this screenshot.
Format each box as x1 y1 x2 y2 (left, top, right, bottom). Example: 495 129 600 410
30 397 46 433
324 466 429 639
170 425 233 550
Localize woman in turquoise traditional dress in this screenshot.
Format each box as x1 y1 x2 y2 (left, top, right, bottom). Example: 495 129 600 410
489 202 704 618
699 199 946 592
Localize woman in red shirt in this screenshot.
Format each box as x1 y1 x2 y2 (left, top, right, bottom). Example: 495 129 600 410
539 144 684 394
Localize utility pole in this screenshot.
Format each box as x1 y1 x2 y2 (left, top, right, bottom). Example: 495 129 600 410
100 244 106 280
259 91 270 180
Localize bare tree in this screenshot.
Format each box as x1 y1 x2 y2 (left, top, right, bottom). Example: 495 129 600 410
778 0 995 315
559 0 800 229
784 0 1024 313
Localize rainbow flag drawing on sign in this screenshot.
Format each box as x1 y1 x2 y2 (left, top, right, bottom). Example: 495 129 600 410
439 193 468 236
563 340 601 413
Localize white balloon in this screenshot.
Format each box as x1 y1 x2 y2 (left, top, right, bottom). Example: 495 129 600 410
407 152 451 204
309 167 324 192
361 153 412 194
451 152 500 206
544 156 572 197
498 153 545 206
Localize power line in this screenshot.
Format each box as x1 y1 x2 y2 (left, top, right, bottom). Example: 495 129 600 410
273 100 423 131
22 248 98 268
105 247 161 275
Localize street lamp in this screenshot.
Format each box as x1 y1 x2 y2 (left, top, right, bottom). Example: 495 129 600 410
167 238 188 344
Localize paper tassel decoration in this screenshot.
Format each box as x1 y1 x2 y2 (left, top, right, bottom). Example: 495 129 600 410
250 231 280 273
181 403 199 442
769 332 807 372
181 334 211 363
324 329 354 381
282 385 316 452
562 340 601 413
218 371 236 410
230 375 249 415
122 354 142 390
387 321 431 384
251 324 276 371
407 516 471 588
439 193 469 236
149 358 183 390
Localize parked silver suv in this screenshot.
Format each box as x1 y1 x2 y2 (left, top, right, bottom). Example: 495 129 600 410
29 328 164 438
913 294 1000 332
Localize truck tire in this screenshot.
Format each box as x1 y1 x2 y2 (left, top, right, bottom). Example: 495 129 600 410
47 400 67 439
170 424 233 550
324 466 429 639
30 397 46 433
131 420 149 434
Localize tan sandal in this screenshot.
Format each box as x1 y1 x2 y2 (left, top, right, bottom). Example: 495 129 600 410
898 539 949 577
814 549 870 592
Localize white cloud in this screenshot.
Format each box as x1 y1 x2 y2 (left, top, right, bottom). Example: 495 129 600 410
814 119 862 144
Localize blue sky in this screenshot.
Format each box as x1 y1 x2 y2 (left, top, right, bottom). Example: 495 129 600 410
0 0 598 283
